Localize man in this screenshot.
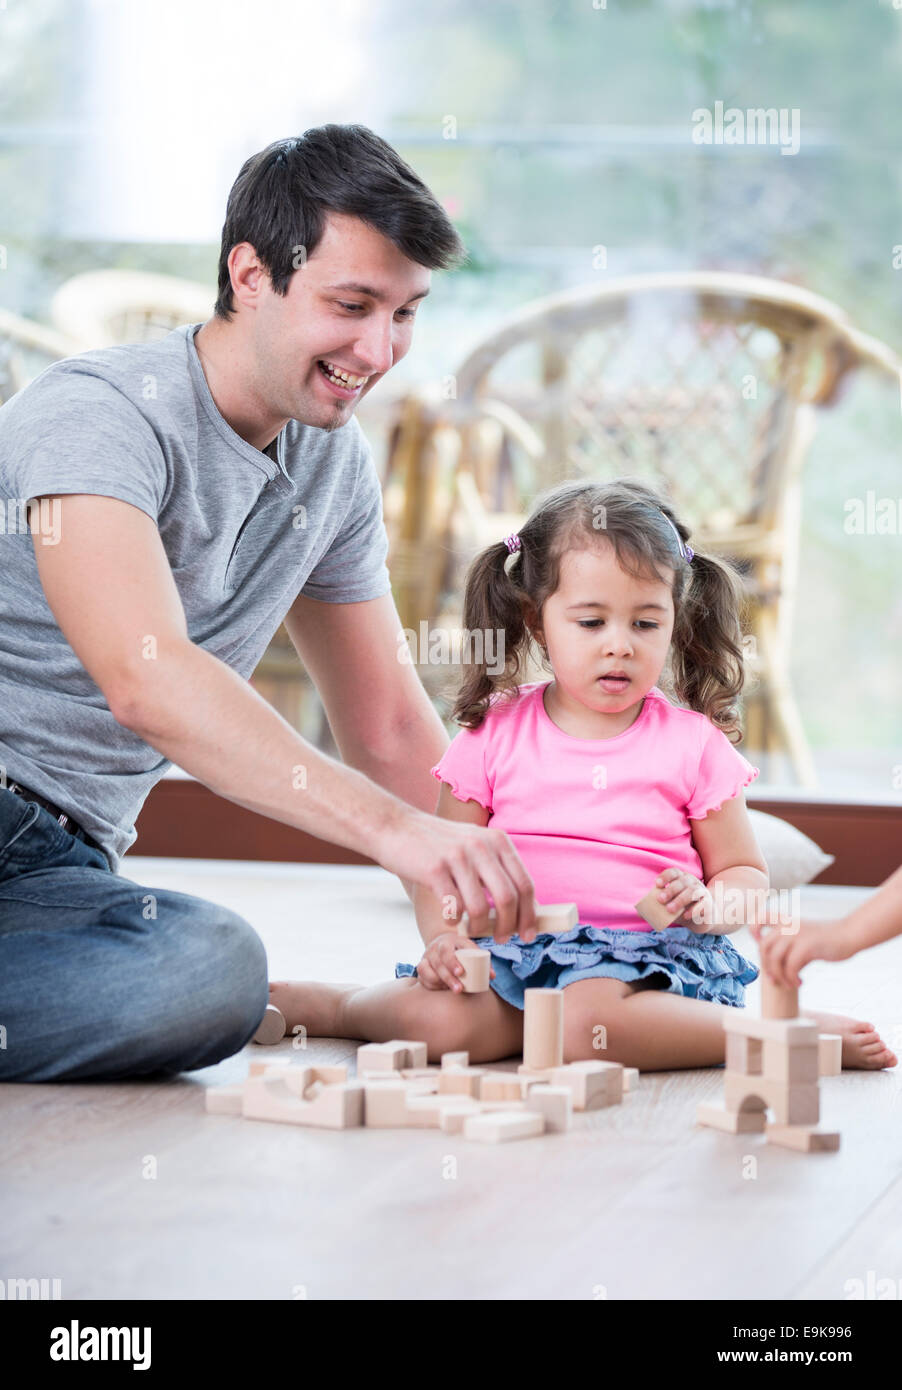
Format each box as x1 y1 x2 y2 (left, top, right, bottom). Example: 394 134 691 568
0 125 535 1083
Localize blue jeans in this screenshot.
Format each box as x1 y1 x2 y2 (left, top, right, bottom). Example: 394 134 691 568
0 787 269 1081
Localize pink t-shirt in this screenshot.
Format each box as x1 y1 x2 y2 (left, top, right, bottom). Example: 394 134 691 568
432 682 759 933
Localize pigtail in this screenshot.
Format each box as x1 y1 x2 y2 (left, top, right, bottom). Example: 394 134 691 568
669 547 748 743
450 541 533 729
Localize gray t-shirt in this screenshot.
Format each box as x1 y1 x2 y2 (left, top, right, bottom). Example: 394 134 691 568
0 322 391 871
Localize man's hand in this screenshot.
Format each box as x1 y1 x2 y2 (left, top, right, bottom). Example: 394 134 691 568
376 806 537 945
415 929 497 992
656 866 714 932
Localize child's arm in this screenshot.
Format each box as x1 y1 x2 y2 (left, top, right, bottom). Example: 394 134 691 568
669 794 769 933
753 864 902 986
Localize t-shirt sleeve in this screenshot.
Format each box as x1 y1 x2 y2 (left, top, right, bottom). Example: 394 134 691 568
299 432 391 603
0 368 169 522
431 724 493 812
686 720 760 820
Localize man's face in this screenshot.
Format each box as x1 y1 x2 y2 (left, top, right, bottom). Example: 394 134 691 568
250 211 431 431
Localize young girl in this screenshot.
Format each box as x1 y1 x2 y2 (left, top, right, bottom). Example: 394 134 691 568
272 479 895 1071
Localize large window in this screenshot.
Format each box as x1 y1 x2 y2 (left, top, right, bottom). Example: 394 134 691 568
2 0 899 798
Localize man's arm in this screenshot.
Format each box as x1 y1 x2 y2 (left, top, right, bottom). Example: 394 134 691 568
29 494 535 940
283 591 448 816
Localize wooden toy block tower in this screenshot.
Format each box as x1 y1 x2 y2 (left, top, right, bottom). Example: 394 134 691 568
697 964 842 1152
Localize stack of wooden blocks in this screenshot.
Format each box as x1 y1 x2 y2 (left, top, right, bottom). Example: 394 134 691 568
207 986 638 1144
696 972 843 1152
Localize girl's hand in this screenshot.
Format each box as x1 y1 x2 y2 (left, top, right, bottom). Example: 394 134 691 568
750 917 850 988
656 867 714 932
416 930 496 992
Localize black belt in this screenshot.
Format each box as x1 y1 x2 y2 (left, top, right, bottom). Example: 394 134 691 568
6 781 101 852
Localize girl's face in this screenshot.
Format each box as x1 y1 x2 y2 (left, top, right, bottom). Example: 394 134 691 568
534 541 675 723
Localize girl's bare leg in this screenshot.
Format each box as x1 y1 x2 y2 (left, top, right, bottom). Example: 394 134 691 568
562 979 898 1071
269 977 524 1064
563 978 732 1069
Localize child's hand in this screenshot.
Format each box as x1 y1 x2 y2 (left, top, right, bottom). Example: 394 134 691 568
416 930 496 992
750 918 849 988
656 867 714 932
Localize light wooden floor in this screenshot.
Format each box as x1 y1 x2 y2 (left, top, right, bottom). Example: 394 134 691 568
2 860 900 1301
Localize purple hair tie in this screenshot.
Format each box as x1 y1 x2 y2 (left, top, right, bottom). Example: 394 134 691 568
504 533 522 554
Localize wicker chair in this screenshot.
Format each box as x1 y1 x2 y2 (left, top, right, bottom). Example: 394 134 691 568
50 269 214 350
383 272 902 785
0 308 78 406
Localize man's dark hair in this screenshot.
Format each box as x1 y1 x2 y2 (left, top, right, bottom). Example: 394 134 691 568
213 124 467 319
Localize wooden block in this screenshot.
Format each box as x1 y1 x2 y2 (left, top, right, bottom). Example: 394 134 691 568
252 1004 287 1045
463 1111 546 1143
242 1074 363 1128
765 1123 841 1153
204 1084 245 1115
459 901 578 938
247 1055 292 1078
722 1013 818 1045
400 1067 441 1081
363 1081 411 1128
623 1068 640 1092
761 972 799 1020
523 988 564 1071
441 1051 469 1070
723 1071 819 1126
405 1093 484 1128
634 887 676 931
571 1060 625 1100
388 1040 428 1069
818 1034 842 1076
524 1085 572 1132
480 1073 530 1102
726 1032 763 1074
309 1063 348 1085
762 1038 819 1084
517 1064 556 1080
457 948 491 993
438 1067 486 1098
550 1062 623 1110
280 1066 315 1097
697 1102 766 1133
438 1100 483 1133
280 1064 350 1096
534 903 579 933
356 1042 410 1073
308 1082 363 1128
405 1076 440 1096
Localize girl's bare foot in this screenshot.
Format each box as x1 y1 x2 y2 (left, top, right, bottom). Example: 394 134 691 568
808 1010 898 1070
268 980 364 1040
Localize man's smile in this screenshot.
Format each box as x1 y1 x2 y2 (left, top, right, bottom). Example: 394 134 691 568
316 358 371 397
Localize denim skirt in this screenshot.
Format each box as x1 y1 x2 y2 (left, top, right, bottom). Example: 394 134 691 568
395 922 759 1010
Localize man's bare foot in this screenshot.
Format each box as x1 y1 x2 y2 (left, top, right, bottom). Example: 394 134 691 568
268 980 363 1040
808 1011 898 1070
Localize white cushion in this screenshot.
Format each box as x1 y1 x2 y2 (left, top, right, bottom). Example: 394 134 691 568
748 809 834 889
